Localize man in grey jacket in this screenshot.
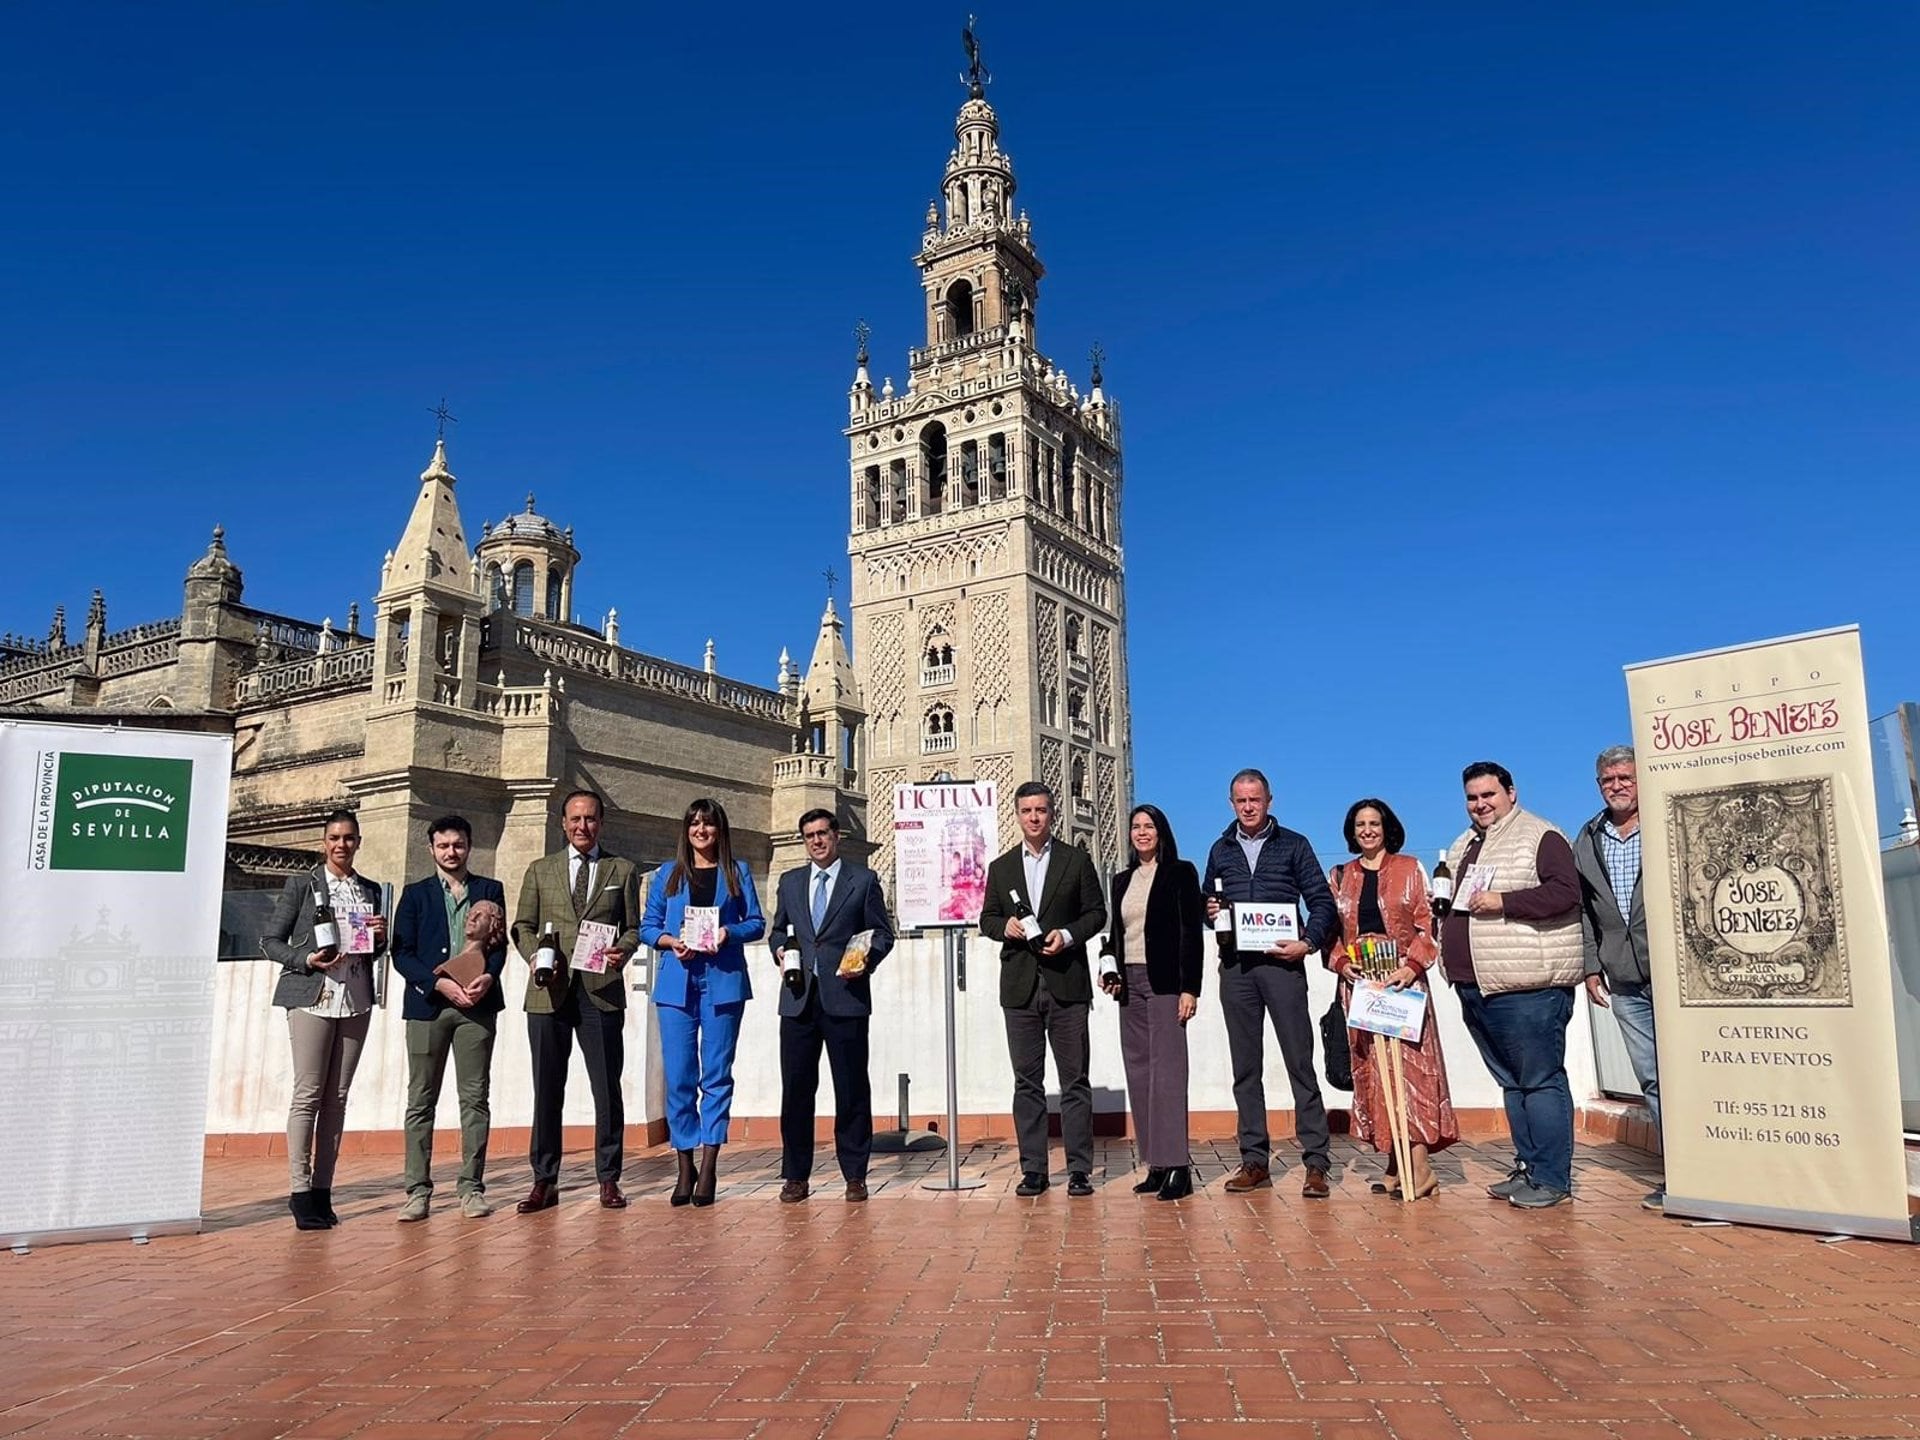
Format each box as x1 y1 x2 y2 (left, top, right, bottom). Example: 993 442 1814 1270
1571 745 1663 1210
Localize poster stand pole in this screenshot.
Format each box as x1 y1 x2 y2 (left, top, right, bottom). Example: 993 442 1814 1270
924 926 985 1191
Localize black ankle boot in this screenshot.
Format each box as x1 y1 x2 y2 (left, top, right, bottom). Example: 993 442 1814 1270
671 1149 697 1207
312 1188 339 1226
1132 1167 1169 1194
1156 1167 1194 1202
691 1144 719 1207
289 1192 330 1231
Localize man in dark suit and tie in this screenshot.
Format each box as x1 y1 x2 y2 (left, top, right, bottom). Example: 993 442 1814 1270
390 815 508 1222
510 788 643 1213
770 809 896 1203
978 781 1109 1197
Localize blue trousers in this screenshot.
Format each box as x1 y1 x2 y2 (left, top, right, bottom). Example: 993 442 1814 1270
1457 983 1576 1193
655 968 746 1150
1609 981 1662 1144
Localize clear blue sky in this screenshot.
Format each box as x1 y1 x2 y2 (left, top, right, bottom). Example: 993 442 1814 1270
5 4 1916 865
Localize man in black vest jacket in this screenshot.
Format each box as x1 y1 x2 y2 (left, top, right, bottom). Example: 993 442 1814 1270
978 782 1109 1197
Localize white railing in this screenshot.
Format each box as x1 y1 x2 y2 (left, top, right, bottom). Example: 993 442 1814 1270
922 732 958 755
920 663 956 688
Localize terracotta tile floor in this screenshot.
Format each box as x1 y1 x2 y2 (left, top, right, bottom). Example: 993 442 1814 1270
3 1138 1918 1439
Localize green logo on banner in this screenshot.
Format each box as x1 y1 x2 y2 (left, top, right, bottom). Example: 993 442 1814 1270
48 753 193 872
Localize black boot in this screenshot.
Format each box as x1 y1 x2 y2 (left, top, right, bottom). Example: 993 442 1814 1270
312 1188 339 1226
289 1192 330 1231
670 1149 697 1207
691 1144 720 1207
1156 1167 1194 1202
1132 1167 1169 1194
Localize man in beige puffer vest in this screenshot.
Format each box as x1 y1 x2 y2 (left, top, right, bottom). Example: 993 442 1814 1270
1438 762 1584 1209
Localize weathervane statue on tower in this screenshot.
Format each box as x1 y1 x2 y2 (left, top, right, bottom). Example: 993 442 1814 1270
962 15 989 99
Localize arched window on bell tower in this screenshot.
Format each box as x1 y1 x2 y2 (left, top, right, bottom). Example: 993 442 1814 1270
920 422 948 517
510 562 534 617
545 569 563 621
945 279 975 338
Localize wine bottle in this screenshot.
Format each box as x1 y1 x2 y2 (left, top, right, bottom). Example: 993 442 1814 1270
533 921 561 988
781 924 805 996
1099 932 1127 1005
1211 878 1233 935
1430 851 1454 917
310 880 340 965
1009 889 1044 946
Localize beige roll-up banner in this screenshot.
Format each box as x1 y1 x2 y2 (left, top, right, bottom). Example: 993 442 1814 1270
1626 626 1914 1241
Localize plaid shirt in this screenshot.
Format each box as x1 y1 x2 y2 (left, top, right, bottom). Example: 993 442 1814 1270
1599 821 1641 921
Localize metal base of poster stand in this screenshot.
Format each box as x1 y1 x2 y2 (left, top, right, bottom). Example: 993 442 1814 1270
924 927 985 1191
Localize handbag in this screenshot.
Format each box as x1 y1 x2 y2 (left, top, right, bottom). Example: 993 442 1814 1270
1321 995 1354 1091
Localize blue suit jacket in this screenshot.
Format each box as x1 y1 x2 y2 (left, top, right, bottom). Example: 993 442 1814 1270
770 860 895 1018
641 859 766 1009
391 873 508 1021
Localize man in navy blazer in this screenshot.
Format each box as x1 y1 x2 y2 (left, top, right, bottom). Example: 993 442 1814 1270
770 809 895 1202
391 815 508 1221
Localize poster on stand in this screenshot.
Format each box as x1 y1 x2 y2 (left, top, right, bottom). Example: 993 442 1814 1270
1626 626 1914 1241
0 720 233 1248
893 781 998 930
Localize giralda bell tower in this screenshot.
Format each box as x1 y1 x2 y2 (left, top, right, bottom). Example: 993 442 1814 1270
845 26 1133 884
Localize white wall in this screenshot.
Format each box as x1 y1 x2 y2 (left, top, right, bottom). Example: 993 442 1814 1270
208 933 1603 1139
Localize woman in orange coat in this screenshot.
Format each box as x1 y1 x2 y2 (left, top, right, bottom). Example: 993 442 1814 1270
1326 798 1459 1198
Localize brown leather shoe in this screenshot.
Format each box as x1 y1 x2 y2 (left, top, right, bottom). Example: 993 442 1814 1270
515 1182 557 1214
845 1180 868 1203
1301 1167 1331 1199
1223 1164 1271 1192
598 1181 628 1210
779 1180 810 1204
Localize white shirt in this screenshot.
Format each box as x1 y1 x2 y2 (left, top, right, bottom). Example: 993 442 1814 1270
1020 840 1070 950
303 869 374 1018
568 847 600 898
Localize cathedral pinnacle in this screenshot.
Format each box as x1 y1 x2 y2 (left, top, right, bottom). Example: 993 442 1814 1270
420 437 455 485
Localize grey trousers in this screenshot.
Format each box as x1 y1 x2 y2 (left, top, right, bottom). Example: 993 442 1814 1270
1219 960 1330 1171
286 1008 371 1191
1003 985 1092 1174
403 1006 498 1197
1120 963 1191 1168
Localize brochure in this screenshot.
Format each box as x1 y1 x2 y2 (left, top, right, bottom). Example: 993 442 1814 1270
573 919 619 973
680 906 723 954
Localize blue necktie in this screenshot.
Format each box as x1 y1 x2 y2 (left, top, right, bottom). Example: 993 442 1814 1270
811 870 830 931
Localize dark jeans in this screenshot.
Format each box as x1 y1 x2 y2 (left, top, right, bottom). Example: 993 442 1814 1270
1457 983 1576 1193
527 980 625 1184
1219 959 1329 1171
403 1006 497 1197
780 991 873 1182
1003 985 1092 1174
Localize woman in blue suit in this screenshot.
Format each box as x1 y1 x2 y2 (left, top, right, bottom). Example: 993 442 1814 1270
642 797 765 1207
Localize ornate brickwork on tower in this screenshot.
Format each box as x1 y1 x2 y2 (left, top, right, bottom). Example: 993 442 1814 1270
846 48 1134 884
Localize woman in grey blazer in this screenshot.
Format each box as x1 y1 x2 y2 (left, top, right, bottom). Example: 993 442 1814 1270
260 809 387 1230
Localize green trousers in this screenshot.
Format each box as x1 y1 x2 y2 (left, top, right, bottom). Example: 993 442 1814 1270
403 1006 497 1196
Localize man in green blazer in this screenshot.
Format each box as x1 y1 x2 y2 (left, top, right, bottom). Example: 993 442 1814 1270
978 781 1109 1198
510 788 642 1213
